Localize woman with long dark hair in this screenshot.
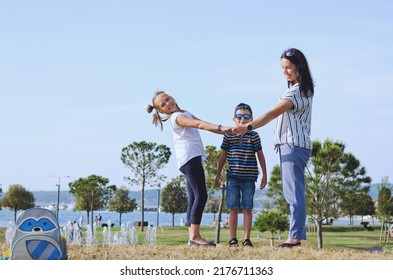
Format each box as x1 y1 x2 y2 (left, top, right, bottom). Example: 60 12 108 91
233 48 314 248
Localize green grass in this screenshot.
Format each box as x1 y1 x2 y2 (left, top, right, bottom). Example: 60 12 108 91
2 224 392 249
150 225 391 249
306 225 390 249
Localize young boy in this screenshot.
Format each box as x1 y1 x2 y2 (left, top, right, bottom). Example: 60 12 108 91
215 103 267 247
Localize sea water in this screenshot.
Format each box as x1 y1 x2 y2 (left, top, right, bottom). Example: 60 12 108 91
0 208 379 228
0 209 227 228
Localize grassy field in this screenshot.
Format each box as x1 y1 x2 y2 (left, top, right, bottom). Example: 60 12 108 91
1 225 393 260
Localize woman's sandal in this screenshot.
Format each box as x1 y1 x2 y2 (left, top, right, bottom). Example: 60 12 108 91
242 239 253 247
228 238 238 247
188 240 216 247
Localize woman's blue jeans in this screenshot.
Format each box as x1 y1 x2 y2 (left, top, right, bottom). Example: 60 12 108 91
278 144 311 240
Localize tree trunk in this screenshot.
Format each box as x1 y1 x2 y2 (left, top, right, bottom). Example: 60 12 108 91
382 221 388 243
379 220 384 243
172 213 175 226
317 220 323 249
90 210 94 237
215 187 226 244
90 189 94 236
141 187 145 232
270 231 275 246
119 212 123 226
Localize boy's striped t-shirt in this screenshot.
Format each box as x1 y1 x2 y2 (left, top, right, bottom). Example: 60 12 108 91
221 131 262 181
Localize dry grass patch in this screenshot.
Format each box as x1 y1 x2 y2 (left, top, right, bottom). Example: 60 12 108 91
1 226 393 260
58 242 393 260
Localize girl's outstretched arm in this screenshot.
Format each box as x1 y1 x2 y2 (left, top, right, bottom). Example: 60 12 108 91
175 113 231 134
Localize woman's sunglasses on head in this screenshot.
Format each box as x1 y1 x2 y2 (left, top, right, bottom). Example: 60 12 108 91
283 49 298 58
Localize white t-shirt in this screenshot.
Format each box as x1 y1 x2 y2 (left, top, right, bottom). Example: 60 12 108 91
170 111 207 168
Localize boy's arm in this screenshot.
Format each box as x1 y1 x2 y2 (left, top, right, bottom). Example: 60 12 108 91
215 150 228 188
257 149 267 189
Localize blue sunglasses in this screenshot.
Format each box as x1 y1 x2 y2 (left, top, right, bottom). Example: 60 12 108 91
234 113 252 120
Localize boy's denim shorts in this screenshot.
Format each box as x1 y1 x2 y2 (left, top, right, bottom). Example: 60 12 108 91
226 177 256 210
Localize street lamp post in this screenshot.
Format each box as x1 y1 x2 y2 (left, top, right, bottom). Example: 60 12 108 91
51 175 70 220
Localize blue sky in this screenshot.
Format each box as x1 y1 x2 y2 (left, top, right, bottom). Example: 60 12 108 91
1 1 392 192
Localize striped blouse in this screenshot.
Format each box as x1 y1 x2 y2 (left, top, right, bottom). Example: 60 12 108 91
220 131 262 181
275 83 313 149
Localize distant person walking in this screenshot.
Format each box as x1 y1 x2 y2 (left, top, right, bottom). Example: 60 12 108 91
98 214 102 227
148 90 231 247
233 48 315 248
